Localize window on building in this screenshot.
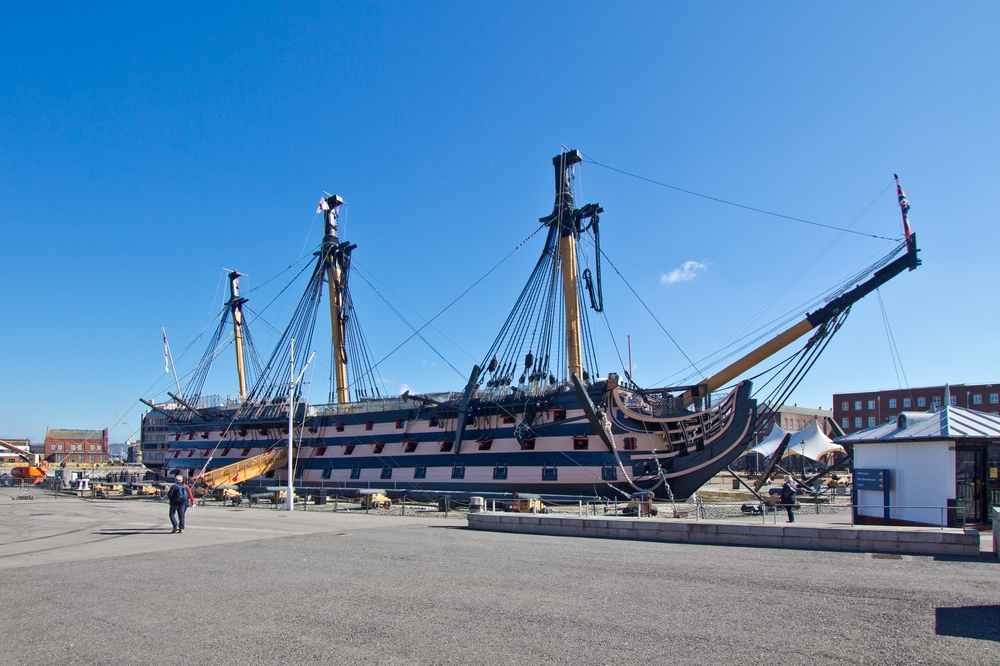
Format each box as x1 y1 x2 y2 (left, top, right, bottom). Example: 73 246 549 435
520 438 535 450
395 418 405 429
343 445 355 455
949 396 957 406
372 442 385 454
623 437 637 450
903 398 911 408
321 466 332 480
991 393 999 404
414 466 427 479
573 437 589 450
973 394 983 405
439 441 454 453
854 417 862 428
380 466 392 480
868 417 875 427
867 400 875 410
917 397 926 407
502 415 515 424
493 465 508 480
451 465 465 479
365 420 374 431
314 446 327 456
888 399 897 409
854 401 862 410
477 439 493 451
541 466 558 481
336 422 345 432
404 441 418 453
841 418 849 428
553 409 566 422
350 465 361 479
889 416 897 423
841 401 849 411
428 416 438 427
602 465 618 481
933 397 942 407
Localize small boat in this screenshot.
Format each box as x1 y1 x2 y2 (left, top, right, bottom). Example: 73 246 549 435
148 151 920 500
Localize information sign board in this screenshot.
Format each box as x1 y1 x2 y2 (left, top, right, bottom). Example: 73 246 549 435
855 468 888 491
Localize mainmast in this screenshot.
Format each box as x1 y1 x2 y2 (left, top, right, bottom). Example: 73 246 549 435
542 150 603 382
321 194 354 404
227 271 249 401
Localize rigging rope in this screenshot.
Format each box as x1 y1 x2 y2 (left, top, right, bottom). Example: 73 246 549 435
580 154 899 241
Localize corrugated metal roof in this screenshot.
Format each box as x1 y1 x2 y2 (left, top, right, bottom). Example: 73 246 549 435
837 405 1000 442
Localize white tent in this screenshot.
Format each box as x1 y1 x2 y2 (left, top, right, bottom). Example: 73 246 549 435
749 421 845 461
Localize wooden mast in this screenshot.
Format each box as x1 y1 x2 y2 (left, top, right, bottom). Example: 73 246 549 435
543 150 603 383
555 152 584 380
227 271 249 401
322 195 351 404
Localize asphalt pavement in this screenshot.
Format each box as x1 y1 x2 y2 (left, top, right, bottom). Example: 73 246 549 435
1 490 998 665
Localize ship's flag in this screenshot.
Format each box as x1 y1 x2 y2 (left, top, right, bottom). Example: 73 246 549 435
316 197 330 214
163 329 169 373
894 174 912 238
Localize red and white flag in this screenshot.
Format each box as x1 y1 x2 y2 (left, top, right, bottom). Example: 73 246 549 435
894 174 912 238
316 198 330 214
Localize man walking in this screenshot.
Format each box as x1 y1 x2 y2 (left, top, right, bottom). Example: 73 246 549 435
779 476 798 523
167 475 192 534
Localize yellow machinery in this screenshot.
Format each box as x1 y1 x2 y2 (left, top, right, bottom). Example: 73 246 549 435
359 492 391 509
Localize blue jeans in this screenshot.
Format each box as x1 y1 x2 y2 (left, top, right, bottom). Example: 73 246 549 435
169 502 188 530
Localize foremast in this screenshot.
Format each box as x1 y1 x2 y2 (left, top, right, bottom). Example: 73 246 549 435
227 270 249 401
541 150 603 382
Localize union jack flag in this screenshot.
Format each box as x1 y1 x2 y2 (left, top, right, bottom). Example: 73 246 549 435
894 174 912 238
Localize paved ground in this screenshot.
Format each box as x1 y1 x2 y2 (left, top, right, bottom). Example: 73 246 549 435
1 490 998 665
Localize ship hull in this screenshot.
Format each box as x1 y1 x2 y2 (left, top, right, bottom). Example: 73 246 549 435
162 380 757 501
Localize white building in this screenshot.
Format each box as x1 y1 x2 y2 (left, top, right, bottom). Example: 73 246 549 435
838 402 1000 526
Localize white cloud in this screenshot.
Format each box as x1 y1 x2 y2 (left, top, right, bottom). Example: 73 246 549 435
661 260 707 285
399 383 411 396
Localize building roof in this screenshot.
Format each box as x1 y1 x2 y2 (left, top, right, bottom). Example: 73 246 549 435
45 428 106 441
837 405 1000 443
766 404 832 417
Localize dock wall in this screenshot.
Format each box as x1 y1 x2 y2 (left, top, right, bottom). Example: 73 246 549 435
466 513 980 557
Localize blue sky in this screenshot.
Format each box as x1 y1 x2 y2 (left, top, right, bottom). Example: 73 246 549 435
2 2 997 444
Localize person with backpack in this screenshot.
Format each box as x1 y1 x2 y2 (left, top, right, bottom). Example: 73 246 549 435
167 475 194 534
779 476 798 523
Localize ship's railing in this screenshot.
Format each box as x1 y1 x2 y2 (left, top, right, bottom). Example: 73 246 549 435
314 392 464 416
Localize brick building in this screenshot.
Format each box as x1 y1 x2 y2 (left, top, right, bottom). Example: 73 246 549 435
754 404 841 444
44 428 109 464
833 383 1000 436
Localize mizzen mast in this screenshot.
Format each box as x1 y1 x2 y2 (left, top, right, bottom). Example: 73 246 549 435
321 194 353 404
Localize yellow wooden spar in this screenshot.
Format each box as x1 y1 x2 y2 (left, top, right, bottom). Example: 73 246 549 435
684 234 920 406
200 447 288 488
560 230 583 380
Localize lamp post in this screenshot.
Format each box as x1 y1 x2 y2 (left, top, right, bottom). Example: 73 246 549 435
286 338 315 512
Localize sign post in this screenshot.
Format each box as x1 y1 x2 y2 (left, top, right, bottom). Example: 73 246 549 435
855 468 891 526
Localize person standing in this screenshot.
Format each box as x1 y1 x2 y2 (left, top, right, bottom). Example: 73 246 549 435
779 476 798 523
167 475 192 534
